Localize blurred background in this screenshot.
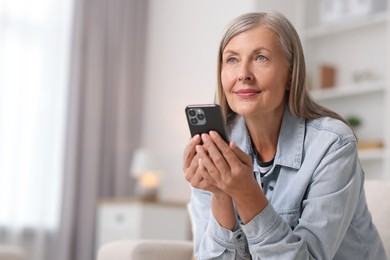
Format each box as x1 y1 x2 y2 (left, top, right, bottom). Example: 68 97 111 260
0 0 389 259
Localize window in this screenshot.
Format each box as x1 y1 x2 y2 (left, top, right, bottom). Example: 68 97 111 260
0 0 73 232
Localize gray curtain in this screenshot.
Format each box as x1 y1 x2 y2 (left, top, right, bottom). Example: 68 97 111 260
52 0 148 259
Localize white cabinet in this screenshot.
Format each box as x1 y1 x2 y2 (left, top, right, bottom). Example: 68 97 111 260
298 0 390 179
95 199 191 250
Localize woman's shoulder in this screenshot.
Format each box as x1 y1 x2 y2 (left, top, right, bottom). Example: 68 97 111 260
306 116 356 143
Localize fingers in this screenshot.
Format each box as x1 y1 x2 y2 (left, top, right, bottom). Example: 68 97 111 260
188 157 220 193
195 144 222 183
188 158 204 186
203 131 252 176
230 141 252 166
184 131 252 196
204 131 242 170
197 158 220 193
183 135 201 183
183 135 201 170
183 135 218 191
200 133 230 174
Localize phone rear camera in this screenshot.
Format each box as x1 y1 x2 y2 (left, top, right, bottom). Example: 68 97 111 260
187 107 206 126
188 109 196 117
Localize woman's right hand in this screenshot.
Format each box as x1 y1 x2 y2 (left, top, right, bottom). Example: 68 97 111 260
183 134 201 185
184 134 236 230
183 135 222 194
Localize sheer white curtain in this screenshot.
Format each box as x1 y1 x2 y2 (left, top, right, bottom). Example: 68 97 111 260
53 0 148 259
0 0 73 259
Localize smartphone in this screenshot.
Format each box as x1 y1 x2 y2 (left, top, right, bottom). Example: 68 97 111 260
185 104 229 142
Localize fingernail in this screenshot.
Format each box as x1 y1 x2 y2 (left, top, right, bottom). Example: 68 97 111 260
209 131 217 138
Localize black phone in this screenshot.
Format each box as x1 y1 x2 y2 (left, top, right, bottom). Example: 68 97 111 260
185 104 229 142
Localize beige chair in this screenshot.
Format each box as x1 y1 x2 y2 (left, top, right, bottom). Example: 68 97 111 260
97 179 390 260
364 179 390 257
97 239 193 260
0 245 26 260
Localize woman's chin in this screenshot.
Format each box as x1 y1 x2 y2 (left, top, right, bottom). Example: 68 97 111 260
232 105 259 117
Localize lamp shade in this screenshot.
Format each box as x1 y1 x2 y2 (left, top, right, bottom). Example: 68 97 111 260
129 148 164 178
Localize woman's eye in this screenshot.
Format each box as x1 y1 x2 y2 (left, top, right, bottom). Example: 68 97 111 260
227 57 237 64
257 55 267 62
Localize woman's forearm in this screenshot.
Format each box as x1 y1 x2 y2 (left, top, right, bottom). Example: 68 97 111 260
211 193 236 230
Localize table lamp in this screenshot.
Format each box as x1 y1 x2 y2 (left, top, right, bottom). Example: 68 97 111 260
130 148 163 200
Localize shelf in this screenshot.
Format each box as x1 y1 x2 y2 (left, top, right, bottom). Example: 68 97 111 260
304 11 388 40
301 0 390 179
358 148 386 161
310 81 386 101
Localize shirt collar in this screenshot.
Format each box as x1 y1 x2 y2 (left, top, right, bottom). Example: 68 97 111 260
275 107 304 169
229 107 305 170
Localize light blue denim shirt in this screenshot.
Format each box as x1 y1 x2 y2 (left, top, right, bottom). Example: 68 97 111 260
189 108 386 260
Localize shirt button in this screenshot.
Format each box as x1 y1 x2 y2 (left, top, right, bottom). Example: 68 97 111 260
269 186 274 191
236 234 242 240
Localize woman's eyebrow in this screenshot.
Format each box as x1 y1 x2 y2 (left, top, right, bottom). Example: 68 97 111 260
223 46 272 56
222 49 238 56
251 47 272 54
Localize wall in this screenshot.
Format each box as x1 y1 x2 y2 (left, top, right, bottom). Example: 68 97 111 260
141 0 298 202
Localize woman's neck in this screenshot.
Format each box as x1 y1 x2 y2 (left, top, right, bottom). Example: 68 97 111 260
244 108 284 162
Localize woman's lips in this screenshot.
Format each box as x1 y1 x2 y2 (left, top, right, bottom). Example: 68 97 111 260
235 89 261 98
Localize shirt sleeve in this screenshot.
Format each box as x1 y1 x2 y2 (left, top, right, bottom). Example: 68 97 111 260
189 188 251 260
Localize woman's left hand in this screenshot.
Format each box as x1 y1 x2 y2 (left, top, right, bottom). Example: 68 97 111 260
195 131 256 198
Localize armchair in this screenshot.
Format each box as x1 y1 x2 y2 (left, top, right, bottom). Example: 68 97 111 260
364 179 390 257
0 245 26 260
97 239 193 260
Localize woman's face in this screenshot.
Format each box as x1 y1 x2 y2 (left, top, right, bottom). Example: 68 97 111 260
221 25 289 118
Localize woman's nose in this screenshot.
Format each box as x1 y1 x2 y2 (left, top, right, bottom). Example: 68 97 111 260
238 74 253 81
238 64 253 81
